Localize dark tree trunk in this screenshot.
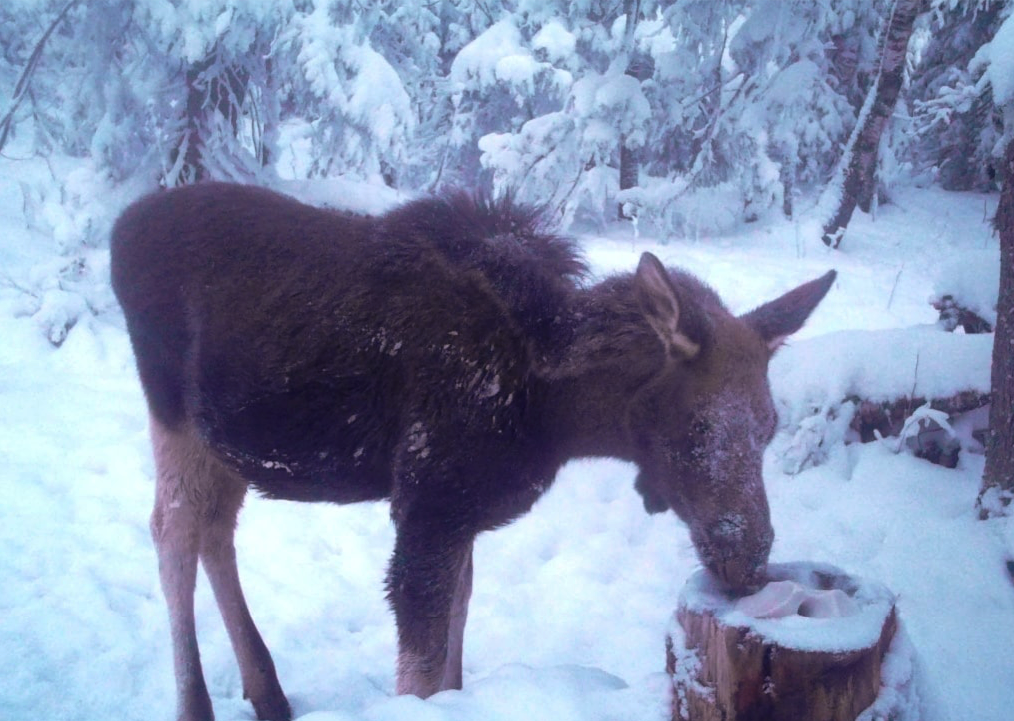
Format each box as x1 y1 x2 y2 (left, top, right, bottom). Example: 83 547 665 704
618 140 638 220
779 161 795 219
180 61 208 183
618 0 649 220
821 0 925 248
619 143 638 193
167 47 252 186
978 139 1014 518
617 53 653 220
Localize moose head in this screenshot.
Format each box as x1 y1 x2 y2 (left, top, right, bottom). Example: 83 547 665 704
624 254 836 591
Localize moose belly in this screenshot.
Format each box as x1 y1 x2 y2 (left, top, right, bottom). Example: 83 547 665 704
196 382 395 504
219 443 392 504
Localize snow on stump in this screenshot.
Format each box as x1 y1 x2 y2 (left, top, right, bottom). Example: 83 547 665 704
667 562 897 721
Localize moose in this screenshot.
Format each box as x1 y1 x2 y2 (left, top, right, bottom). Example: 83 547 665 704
110 182 835 721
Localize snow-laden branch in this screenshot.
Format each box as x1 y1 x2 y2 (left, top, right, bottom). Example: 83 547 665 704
0 0 79 154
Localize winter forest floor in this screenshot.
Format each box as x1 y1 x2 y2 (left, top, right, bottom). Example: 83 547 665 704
1 151 1013 721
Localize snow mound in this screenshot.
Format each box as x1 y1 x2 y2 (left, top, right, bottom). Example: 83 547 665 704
771 327 992 427
279 177 406 216
929 248 1000 328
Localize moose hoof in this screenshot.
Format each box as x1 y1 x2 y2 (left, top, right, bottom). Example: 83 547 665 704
247 687 292 721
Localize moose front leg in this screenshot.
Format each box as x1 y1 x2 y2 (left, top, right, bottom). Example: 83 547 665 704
387 525 475 698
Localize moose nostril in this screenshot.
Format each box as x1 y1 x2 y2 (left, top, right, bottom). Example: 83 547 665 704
744 561 768 593
720 557 767 594
697 555 754 593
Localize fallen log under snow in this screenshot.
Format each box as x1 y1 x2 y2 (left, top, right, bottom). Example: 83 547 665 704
770 327 993 471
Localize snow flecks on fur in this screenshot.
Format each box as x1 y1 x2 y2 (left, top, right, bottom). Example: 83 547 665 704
261 459 295 474
710 513 749 545
405 422 430 459
697 387 772 494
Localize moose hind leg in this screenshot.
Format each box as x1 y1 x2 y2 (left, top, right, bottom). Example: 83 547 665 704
150 418 214 721
199 473 290 721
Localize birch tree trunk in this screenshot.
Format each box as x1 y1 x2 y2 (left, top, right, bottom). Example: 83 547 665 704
821 0 926 248
978 138 1014 518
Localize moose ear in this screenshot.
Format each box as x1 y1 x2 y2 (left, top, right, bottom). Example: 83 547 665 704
634 252 701 359
741 270 837 352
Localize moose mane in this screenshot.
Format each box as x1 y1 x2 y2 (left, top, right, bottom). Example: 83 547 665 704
379 191 588 356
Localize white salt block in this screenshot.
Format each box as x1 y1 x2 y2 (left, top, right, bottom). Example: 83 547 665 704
798 588 860 618
733 580 808 618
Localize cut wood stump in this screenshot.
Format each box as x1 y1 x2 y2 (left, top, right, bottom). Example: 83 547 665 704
667 562 897 721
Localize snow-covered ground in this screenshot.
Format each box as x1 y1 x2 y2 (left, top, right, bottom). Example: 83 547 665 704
2 154 1013 721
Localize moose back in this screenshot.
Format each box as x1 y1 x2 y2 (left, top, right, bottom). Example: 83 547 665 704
110 182 834 721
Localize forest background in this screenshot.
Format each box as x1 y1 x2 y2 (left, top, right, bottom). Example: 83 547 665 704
2 0 1011 238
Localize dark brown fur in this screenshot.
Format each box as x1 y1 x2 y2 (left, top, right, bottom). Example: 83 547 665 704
110 182 835 721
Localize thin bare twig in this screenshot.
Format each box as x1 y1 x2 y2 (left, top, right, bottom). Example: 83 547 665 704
887 265 904 310
0 270 38 298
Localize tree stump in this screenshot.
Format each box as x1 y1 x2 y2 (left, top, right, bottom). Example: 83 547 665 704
667 562 897 721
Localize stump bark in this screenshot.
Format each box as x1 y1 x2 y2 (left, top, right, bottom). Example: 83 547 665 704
668 563 897 721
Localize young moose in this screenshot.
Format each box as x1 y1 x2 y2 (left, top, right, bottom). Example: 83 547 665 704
110 183 834 721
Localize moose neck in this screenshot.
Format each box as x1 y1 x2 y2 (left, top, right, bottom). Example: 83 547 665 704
537 369 639 464
535 287 665 465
